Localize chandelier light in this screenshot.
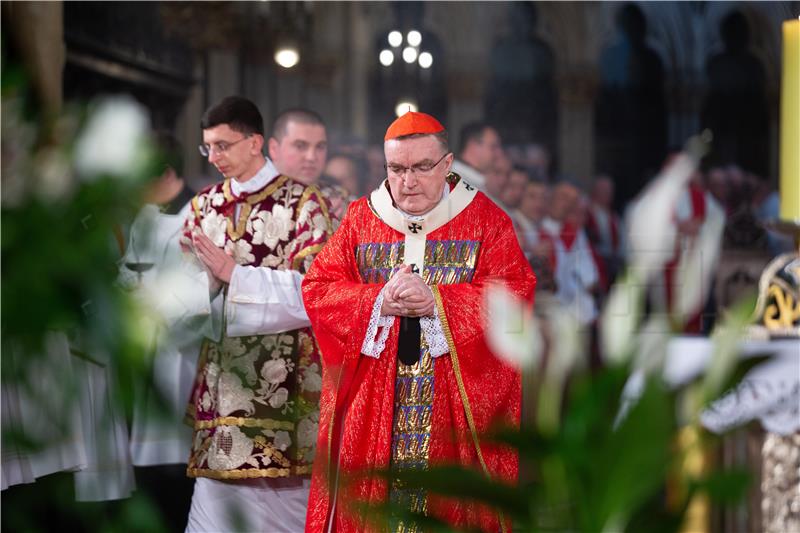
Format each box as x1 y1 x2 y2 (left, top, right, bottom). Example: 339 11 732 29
388 30 402 48
274 47 300 68
402 46 418 64
418 51 433 69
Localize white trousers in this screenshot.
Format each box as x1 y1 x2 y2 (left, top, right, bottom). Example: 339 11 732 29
186 477 310 533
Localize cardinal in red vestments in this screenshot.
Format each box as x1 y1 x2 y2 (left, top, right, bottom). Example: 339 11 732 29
302 111 536 532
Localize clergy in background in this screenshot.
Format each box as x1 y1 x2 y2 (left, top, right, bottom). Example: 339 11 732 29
302 111 536 532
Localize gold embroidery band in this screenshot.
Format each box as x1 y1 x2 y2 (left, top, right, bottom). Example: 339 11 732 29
222 178 235 202
192 195 202 220
227 203 252 240
222 175 289 241
247 175 289 205
292 243 327 270
295 184 334 241
432 286 508 533
187 464 313 480
194 417 295 431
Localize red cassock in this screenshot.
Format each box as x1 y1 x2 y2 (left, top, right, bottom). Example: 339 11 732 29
302 175 536 532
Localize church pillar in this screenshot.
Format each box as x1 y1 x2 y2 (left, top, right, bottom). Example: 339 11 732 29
348 2 371 139
3 1 65 116
557 68 597 185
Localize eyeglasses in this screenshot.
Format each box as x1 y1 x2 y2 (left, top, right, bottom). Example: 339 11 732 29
385 152 450 178
198 135 251 157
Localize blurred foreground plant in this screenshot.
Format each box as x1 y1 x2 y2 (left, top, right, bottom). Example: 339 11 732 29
2 65 171 531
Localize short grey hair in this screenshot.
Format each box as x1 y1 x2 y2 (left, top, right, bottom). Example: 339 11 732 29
388 131 449 153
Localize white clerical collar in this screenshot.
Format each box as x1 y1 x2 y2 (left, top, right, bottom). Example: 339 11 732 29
230 158 279 197
397 183 450 221
369 174 477 237
369 174 477 271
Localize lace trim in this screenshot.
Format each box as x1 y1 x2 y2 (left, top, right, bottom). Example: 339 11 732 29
361 290 395 358
421 306 448 358
360 288 449 359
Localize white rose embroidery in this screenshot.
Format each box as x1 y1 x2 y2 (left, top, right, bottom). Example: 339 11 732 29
225 239 255 265
301 363 322 393
310 212 329 239
297 417 319 450
268 387 289 409
210 192 225 207
252 204 293 248
261 358 289 384
200 211 227 247
273 430 292 451
220 337 247 358
217 372 256 416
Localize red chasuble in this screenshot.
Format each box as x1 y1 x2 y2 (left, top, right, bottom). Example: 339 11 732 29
302 174 536 532
181 175 332 480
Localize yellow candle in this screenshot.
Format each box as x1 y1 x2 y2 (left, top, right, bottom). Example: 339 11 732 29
780 18 800 222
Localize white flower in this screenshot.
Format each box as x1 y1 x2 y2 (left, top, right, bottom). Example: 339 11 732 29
703 297 753 402
545 305 583 383
626 154 695 283
600 273 645 366
34 147 74 203
225 239 255 265
261 358 289 385
252 204 293 248
268 387 289 409
633 315 671 376
139 261 210 325
301 363 322 393
298 417 319 449
485 283 540 368
74 96 150 179
273 430 292 451
201 211 227 247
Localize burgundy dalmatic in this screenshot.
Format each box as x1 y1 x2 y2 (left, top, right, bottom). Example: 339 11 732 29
181 174 332 481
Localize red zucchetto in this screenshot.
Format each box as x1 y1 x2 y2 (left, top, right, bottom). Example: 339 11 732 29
384 111 445 141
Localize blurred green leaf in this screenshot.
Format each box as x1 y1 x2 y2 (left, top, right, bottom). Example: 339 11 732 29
689 468 752 505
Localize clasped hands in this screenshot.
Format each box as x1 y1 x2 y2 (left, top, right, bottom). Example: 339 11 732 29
380 264 435 318
191 231 236 285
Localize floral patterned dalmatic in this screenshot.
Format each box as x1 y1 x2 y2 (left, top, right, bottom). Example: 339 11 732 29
182 175 331 480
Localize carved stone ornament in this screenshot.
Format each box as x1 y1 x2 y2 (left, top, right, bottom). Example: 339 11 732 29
749 251 800 338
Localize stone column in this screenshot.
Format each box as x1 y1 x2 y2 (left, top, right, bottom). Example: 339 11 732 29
761 432 800 533
175 58 207 184
3 1 65 116
348 2 371 140
556 68 597 185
